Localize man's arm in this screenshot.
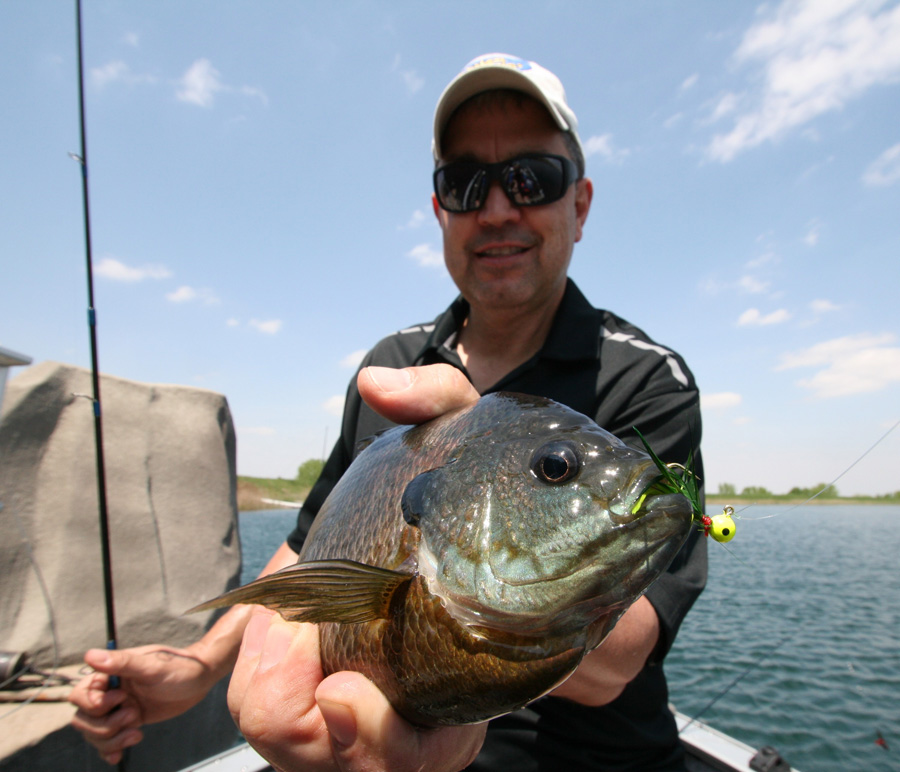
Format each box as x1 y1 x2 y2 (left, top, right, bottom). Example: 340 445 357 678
550 596 659 705
68 541 299 765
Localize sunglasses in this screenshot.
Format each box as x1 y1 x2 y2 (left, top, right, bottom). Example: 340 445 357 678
433 153 578 213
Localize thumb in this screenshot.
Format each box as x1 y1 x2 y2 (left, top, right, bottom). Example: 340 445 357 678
316 672 485 772
83 647 156 681
358 364 479 426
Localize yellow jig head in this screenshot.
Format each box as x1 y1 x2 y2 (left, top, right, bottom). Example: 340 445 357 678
706 506 736 543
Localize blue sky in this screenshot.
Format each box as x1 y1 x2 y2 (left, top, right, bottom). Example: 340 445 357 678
2 1 899 496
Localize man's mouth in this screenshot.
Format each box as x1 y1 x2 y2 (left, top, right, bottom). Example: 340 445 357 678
476 244 530 258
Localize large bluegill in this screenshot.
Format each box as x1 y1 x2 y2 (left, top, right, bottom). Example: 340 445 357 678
193 393 693 726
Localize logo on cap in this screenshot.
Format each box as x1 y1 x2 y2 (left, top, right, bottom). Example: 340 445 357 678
464 54 532 72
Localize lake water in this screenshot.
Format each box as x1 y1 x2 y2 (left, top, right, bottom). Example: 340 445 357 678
238 505 900 772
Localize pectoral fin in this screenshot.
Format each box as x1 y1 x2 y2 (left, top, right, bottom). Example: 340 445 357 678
187 559 411 624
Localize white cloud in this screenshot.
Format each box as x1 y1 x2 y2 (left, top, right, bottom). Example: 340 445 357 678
176 59 224 107
663 113 684 129
407 243 444 268
122 32 140 48
166 285 220 305
91 60 156 89
738 275 770 293
777 332 900 397
810 298 840 314
702 392 743 409
95 257 171 282
391 55 424 95
738 307 792 326
249 319 282 334
239 85 269 106
242 426 276 436
583 134 630 163
226 318 240 327
323 394 345 416
340 349 368 369
803 220 822 246
399 209 427 230
681 73 699 91
862 141 900 186
708 92 739 123
707 0 900 162
745 250 778 269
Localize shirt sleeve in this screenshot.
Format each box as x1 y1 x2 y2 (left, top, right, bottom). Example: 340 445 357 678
595 348 707 662
285 365 368 554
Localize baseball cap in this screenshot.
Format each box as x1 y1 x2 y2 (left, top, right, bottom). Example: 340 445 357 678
432 53 583 162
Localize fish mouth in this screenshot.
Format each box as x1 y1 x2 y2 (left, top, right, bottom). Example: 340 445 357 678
608 461 692 525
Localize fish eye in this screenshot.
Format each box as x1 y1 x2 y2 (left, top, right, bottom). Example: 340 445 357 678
531 441 581 485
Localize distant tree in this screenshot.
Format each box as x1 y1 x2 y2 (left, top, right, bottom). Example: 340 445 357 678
740 485 772 498
788 483 839 499
296 459 325 488
717 482 736 496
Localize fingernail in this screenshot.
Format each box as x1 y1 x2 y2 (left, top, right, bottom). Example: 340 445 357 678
91 650 111 666
258 618 294 673
318 697 358 749
366 366 412 393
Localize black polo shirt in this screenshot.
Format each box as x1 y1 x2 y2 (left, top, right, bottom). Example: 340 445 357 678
287 278 706 771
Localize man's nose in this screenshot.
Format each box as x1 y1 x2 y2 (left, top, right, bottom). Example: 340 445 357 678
476 181 521 226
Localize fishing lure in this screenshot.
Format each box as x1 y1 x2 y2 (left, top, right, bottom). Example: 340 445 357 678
633 429 736 543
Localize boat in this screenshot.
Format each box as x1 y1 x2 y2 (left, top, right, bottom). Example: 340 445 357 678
174 711 797 772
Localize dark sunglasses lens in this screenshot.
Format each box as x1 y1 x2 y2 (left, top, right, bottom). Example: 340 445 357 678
503 157 566 207
435 164 487 213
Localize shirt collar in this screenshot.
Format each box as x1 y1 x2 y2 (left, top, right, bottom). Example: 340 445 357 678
416 278 601 364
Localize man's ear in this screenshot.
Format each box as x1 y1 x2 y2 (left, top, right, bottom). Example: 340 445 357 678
574 178 593 244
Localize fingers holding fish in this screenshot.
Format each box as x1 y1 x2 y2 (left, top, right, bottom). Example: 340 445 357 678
358 364 479 425
229 608 479 772
316 672 487 772
229 609 337 770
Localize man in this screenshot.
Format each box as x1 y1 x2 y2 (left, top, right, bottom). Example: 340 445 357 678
71 54 705 772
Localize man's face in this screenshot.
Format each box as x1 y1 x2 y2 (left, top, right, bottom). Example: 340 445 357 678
433 95 592 316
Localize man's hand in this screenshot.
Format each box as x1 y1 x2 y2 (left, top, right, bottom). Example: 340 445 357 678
68 643 223 765
229 609 485 772
69 542 297 764
357 363 480 424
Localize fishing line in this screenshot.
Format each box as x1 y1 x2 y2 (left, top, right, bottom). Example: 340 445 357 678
731 417 899 523
678 635 792 734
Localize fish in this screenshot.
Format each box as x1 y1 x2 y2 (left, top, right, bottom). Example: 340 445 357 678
191 392 693 726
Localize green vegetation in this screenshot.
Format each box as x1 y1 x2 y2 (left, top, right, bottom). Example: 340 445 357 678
296 459 325 489
709 481 900 504
237 459 326 511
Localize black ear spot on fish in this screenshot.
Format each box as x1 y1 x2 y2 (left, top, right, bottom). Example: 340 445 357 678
531 441 581 485
401 471 431 527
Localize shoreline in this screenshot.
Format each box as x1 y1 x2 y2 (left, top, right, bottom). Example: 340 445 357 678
705 496 897 506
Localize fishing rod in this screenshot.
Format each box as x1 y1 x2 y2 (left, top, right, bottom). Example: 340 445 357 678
72 0 120 687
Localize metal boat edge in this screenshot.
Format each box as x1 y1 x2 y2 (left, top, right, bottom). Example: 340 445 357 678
175 712 799 772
